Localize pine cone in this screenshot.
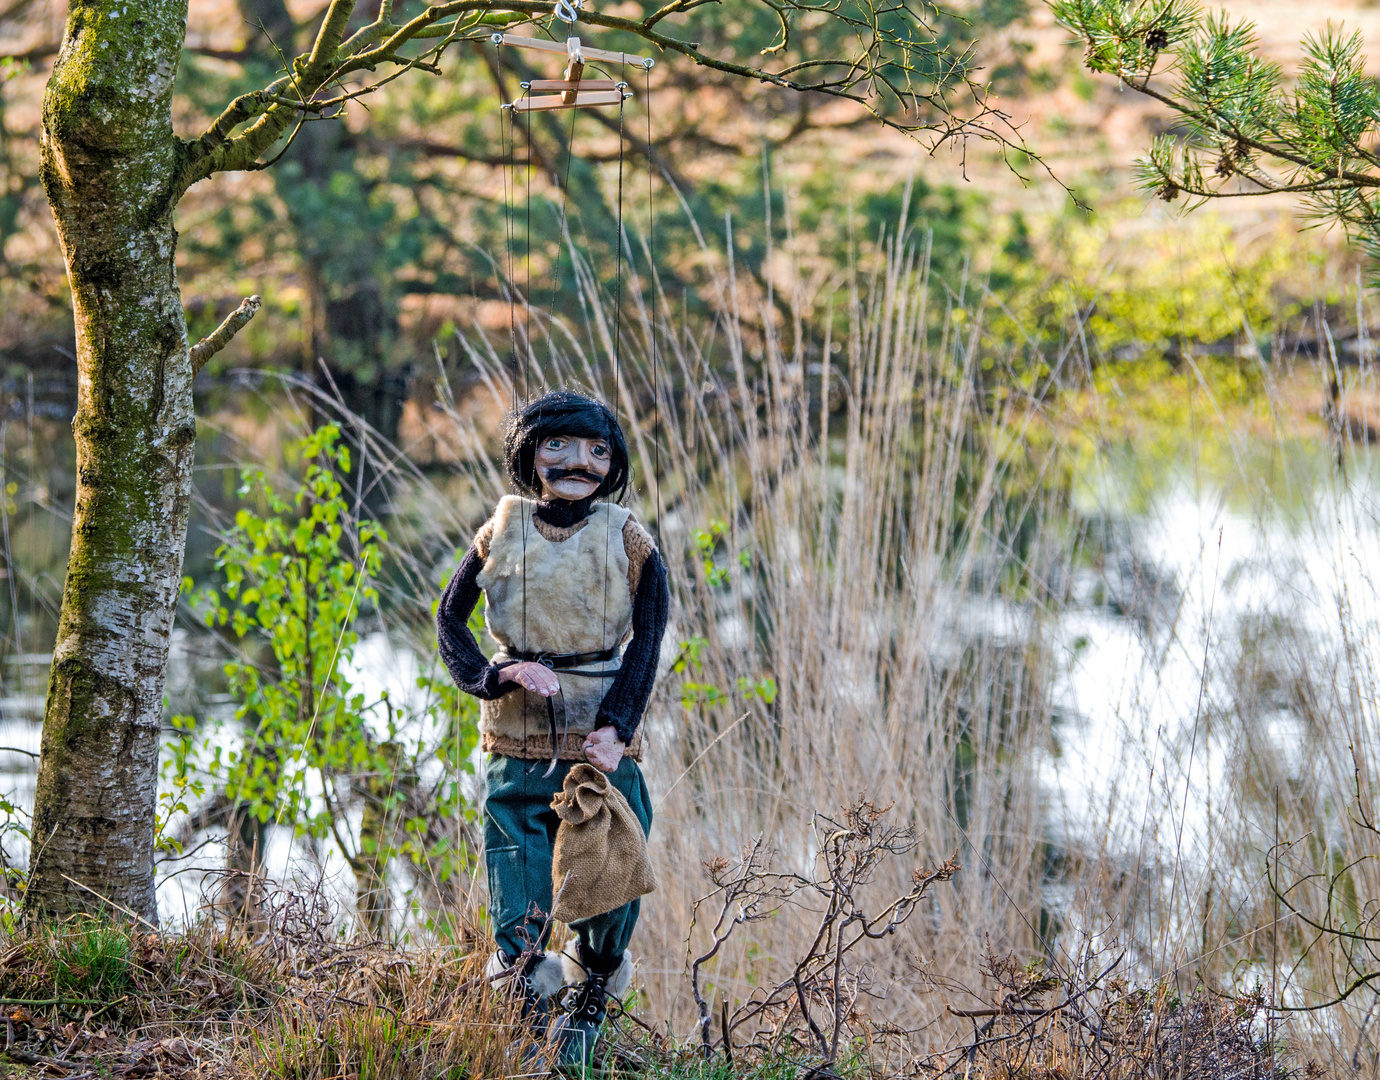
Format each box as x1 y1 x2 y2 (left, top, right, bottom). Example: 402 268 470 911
1144 26 1170 51
1158 179 1181 202
1215 153 1234 178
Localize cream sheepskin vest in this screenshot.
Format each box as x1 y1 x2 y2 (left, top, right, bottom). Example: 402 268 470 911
476 496 634 750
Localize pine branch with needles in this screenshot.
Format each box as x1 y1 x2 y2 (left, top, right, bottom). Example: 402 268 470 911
1054 0 1380 264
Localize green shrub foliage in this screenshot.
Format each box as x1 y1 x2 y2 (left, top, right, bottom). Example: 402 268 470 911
182 425 478 930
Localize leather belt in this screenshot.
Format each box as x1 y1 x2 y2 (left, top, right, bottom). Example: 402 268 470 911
505 646 621 678
498 647 621 776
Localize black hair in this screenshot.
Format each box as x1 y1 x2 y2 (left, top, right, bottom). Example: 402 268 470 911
501 389 630 503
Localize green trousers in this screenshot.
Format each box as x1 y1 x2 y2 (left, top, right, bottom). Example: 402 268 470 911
483 753 653 967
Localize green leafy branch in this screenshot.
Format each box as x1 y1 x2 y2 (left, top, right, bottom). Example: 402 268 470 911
156 713 206 858
193 424 384 842
672 636 777 710
175 0 1041 202
691 519 756 589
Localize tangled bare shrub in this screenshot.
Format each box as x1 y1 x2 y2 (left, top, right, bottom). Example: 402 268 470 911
672 799 959 1070
937 949 1315 1080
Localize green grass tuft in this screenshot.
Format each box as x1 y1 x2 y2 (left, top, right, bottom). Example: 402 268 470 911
49 917 133 996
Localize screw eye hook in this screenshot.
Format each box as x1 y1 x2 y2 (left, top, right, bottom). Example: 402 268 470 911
554 0 580 23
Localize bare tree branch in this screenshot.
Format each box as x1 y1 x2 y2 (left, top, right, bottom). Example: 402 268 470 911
169 0 1044 207
190 295 263 374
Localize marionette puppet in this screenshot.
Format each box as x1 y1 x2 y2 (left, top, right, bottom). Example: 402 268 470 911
436 389 668 1062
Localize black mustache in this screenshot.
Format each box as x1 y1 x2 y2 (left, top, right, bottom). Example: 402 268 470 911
540 466 603 484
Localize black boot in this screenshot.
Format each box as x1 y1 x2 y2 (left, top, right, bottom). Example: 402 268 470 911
487 949 565 1022
551 947 633 1069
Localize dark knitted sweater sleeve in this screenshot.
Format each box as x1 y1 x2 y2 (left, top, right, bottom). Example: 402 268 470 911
435 545 513 700
595 548 669 743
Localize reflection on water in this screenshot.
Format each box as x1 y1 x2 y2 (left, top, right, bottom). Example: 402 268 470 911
0 652 50 832
1051 473 1380 848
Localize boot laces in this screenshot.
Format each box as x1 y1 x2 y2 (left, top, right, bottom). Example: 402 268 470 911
566 972 609 1020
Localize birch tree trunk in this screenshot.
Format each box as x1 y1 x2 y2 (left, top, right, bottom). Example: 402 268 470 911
27 0 195 922
25 0 366 923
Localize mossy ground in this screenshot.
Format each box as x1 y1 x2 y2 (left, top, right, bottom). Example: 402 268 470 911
0 915 819 1080
0 913 527 1078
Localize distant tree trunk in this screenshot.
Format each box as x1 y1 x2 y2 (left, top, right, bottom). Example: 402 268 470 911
26 1 194 922
223 805 267 930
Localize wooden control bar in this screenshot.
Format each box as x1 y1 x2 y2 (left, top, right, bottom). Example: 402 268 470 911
512 90 629 112
527 78 618 91
496 32 646 111
496 32 650 67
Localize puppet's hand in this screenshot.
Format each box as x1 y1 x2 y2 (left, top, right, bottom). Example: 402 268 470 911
499 661 561 697
583 726 626 773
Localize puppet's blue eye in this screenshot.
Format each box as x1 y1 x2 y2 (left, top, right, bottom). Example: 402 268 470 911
592 443 609 457
545 438 565 450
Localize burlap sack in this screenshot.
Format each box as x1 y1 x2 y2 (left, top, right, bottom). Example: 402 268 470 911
550 764 656 922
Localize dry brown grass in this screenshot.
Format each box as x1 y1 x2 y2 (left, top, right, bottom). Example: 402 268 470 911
415 230 1378 1071
0 892 549 1079
0 876 1316 1079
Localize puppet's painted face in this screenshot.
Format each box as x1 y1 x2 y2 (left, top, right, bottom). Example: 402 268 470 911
534 434 612 501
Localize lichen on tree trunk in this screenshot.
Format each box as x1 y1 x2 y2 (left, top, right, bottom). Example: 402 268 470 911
27 0 196 923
